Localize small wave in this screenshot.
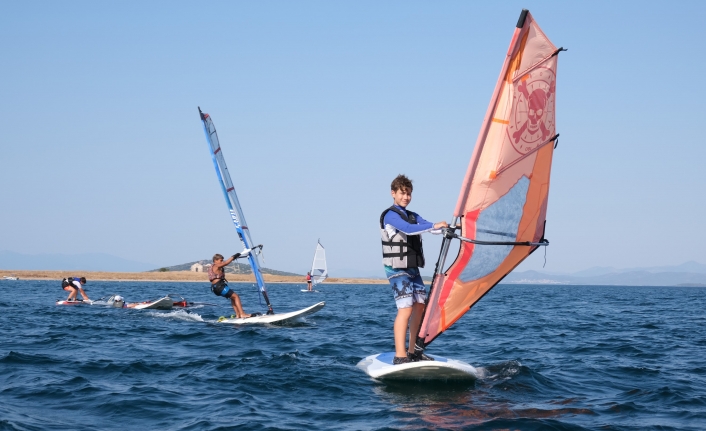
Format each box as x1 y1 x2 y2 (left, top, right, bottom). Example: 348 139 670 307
146 309 204 322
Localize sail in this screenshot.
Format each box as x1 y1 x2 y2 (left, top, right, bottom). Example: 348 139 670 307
198 108 274 314
418 10 562 346
310 240 327 286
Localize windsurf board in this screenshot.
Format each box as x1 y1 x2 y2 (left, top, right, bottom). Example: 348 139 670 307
218 301 325 325
357 352 478 381
56 299 87 306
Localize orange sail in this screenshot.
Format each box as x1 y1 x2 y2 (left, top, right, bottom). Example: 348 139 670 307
418 10 563 346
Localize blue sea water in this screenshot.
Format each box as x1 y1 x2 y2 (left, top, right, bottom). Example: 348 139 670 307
1 280 705 430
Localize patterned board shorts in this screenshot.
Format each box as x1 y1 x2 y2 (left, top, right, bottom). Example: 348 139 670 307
384 266 427 309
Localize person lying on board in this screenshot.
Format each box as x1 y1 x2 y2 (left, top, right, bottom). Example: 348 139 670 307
306 272 312 291
61 276 91 303
209 250 254 318
380 174 447 365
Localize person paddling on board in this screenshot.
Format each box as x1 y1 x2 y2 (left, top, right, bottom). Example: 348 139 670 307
306 272 312 291
209 251 254 318
62 278 78 301
381 174 447 365
62 276 90 303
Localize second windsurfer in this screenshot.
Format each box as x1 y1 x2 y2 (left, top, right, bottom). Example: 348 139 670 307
208 251 253 318
380 174 447 365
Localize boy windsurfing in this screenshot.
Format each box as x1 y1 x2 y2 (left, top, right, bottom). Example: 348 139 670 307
380 174 447 365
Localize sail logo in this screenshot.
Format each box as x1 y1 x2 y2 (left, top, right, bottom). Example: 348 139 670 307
507 66 556 154
229 210 241 227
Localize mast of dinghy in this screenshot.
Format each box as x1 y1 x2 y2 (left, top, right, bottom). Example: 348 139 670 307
198 107 274 314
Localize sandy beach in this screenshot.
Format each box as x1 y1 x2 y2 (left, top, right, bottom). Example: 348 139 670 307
0 269 387 284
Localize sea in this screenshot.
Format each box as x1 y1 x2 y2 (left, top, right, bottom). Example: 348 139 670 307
1 280 705 430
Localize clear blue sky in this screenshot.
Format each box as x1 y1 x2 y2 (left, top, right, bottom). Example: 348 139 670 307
1 1 704 276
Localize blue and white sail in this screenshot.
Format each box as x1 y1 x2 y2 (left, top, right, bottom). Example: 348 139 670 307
310 240 328 287
198 107 274 314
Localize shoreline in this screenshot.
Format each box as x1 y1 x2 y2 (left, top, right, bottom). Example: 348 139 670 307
0 270 388 284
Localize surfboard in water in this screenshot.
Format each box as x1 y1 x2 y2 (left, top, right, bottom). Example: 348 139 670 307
359 9 564 381
198 108 325 321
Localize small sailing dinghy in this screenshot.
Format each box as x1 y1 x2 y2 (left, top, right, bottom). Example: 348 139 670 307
359 9 564 380
302 240 327 292
199 108 325 324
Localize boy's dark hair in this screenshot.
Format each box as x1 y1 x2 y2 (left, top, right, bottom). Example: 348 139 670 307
79 277 86 284
391 174 413 193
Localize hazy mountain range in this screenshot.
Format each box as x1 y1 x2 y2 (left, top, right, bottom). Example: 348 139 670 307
151 259 300 277
503 261 706 286
1 250 704 286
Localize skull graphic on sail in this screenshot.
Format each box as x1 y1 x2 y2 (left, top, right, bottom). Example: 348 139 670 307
509 67 556 154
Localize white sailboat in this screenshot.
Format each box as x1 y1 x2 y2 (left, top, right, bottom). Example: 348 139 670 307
303 240 327 292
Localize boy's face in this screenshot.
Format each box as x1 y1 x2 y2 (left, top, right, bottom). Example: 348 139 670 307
391 188 412 208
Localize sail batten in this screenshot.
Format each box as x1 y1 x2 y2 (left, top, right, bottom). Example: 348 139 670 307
419 10 561 346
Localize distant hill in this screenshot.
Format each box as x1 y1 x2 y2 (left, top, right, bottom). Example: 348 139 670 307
150 259 301 277
503 262 706 286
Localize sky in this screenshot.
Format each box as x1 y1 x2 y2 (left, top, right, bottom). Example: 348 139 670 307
1 1 705 276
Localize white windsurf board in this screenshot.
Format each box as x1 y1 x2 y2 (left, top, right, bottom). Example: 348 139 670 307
131 296 174 310
218 301 325 325
300 289 320 293
357 352 478 381
56 299 88 306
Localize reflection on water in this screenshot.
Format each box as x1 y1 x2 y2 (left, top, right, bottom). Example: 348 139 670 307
374 360 595 429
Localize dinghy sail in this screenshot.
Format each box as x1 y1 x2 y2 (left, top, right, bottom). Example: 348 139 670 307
198 107 274 314
418 10 564 347
310 240 328 287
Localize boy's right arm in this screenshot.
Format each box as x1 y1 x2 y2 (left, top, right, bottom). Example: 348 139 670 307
433 221 448 229
384 211 434 235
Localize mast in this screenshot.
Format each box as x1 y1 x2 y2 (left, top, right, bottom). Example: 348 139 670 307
198 107 274 314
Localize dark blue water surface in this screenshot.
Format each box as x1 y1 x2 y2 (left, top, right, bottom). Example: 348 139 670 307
1 280 705 430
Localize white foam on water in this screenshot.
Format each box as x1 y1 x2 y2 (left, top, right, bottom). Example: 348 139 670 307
147 309 204 322
474 367 488 379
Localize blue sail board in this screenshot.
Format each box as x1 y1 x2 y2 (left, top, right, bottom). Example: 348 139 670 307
198 107 274 314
